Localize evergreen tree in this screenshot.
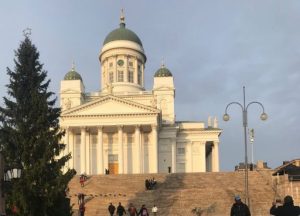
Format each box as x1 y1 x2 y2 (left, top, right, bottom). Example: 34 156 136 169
0 34 75 215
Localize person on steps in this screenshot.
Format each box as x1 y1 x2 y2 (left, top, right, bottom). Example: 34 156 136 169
117 202 126 216
128 203 138 216
230 195 251 216
108 202 116 216
138 204 149 216
270 195 300 216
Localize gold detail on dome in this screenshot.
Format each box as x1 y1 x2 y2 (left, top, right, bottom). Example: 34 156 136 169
71 61 76 71
120 8 125 24
161 58 165 68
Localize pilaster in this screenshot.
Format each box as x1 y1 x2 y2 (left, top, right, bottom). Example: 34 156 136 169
171 138 176 173
212 141 220 172
152 124 158 173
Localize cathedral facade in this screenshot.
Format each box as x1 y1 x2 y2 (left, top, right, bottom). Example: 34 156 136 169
59 15 221 175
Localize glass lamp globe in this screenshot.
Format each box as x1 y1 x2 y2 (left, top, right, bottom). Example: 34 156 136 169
260 112 268 121
223 113 230 121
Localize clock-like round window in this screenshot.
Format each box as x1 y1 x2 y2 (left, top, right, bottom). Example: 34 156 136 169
117 59 124 66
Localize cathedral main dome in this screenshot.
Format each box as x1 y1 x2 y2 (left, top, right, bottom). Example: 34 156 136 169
103 22 143 47
99 12 146 93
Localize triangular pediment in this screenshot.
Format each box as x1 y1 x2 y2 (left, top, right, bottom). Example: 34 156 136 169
62 95 159 116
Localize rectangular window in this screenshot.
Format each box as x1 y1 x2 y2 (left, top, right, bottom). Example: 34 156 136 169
118 71 124 82
128 70 134 83
177 148 185 155
109 72 114 83
108 154 118 162
128 61 133 67
109 62 113 68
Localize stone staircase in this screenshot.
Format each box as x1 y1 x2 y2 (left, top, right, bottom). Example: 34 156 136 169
68 171 275 216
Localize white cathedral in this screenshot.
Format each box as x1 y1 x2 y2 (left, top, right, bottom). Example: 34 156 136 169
59 14 221 175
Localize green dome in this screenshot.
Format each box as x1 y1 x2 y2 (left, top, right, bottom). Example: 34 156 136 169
103 23 143 47
64 69 82 81
154 66 173 77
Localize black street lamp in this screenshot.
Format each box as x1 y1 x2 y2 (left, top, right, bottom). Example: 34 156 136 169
223 86 267 206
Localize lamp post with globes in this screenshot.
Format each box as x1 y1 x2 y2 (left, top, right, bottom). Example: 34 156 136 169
1 162 22 215
223 86 267 206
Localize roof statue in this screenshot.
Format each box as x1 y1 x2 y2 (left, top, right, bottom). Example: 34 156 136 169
208 116 212 127
213 116 218 128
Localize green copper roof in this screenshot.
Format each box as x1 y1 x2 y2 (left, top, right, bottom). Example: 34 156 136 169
64 69 82 81
103 23 143 46
154 66 173 77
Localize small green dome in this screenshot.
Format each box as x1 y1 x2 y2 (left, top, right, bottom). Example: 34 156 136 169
103 23 143 47
154 66 173 77
64 68 82 81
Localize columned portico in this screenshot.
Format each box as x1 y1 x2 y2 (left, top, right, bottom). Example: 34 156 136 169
62 124 160 175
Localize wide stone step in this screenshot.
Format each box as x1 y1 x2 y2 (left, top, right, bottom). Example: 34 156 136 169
69 171 275 216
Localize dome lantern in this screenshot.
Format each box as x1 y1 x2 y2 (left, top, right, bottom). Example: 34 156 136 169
154 63 173 77
64 62 82 81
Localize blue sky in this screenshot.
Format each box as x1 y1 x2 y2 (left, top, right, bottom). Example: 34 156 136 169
0 1 299 171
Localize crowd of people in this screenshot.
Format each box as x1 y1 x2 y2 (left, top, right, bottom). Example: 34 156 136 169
145 177 157 190
230 194 300 216
108 202 158 216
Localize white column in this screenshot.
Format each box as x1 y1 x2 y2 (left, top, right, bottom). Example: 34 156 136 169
97 126 104 174
171 139 176 173
64 127 69 172
125 55 128 82
151 124 158 173
212 141 220 172
86 129 90 175
135 125 141 173
199 142 206 172
118 125 124 174
69 129 74 169
80 127 86 174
